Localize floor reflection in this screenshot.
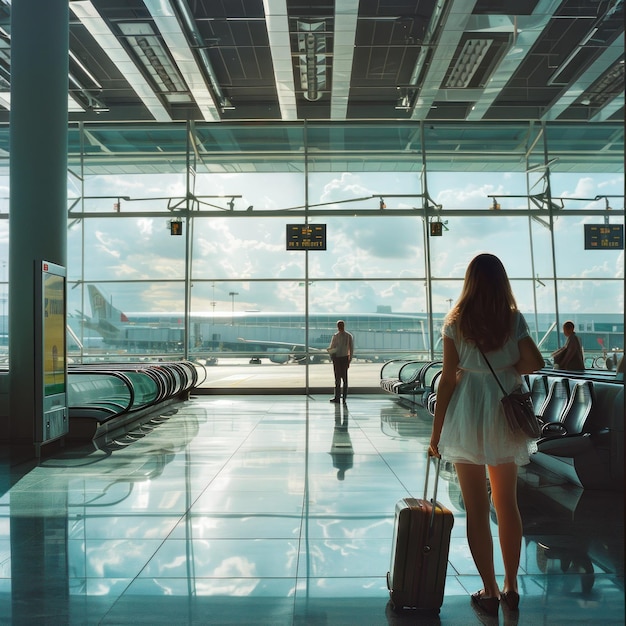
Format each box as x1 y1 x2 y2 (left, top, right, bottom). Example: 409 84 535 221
0 395 622 625
330 404 354 481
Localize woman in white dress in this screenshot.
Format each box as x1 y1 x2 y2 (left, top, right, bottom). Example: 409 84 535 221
429 254 544 617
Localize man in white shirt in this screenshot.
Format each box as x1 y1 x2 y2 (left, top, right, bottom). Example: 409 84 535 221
327 320 354 403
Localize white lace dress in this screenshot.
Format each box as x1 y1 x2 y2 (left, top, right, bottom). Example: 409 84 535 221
437 311 535 466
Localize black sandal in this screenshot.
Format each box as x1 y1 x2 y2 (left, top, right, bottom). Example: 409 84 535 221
500 590 520 611
471 590 500 616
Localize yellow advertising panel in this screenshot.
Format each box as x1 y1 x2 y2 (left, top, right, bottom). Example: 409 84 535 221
43 272 65 396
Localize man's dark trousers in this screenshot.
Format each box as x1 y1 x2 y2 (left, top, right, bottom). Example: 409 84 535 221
332 355 349 401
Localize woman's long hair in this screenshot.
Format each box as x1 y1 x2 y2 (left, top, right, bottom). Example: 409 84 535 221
445 253 518 352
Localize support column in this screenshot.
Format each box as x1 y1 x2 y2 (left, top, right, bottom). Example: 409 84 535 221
7 0 68 444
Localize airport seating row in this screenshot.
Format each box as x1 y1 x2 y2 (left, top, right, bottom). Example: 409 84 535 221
527 372 623 489
67 360 206 441
379 359 624 490
379 359 442 408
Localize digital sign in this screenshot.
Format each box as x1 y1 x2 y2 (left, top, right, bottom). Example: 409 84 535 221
584 224 624 250
34 260 69 449
286 224 327 250
43 271 66 397
430 221 443 236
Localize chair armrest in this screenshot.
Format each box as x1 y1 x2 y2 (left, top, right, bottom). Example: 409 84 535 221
536 432 593 457
541 421 568 436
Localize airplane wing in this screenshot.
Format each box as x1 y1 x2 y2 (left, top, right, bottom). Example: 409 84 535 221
236 337 330 364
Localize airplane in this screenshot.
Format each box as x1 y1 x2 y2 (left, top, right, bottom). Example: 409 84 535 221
73 285 624 368
74 285 436 364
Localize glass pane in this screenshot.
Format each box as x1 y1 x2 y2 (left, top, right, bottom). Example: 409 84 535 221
196 123 305 166
428 215 533 278
72 217 186 281
68 281 186 361
192 171 305 213
77 172 187 213
428 170 530 210
309 280 432 361
314 215 424 278
189 280 307 388
307 171 422 210
424 123 537 172
305 123 423 172
191 217 306 281
545 123 624 172
72 124 189 175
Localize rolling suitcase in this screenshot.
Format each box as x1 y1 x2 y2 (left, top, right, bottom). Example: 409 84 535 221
387 456 454 613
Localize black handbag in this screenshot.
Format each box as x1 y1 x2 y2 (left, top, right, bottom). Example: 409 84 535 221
479 348 541 438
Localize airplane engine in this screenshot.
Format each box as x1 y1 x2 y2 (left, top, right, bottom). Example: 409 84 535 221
268 349 290 364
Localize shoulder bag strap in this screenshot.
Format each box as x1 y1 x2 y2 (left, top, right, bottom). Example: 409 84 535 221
477 346 508 397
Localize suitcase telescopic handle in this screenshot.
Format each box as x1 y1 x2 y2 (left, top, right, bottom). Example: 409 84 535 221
424 454 441 530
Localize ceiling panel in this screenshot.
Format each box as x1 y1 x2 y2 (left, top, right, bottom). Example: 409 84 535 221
0 0 621 165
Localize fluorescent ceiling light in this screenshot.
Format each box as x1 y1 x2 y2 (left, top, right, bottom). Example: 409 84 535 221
143 0 221 121
468 2 561 120
70 1 171 122
410 0 474 120
297 21 326 102
445 39 493 88
118 22 189 96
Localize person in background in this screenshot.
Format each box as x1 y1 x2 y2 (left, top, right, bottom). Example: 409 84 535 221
327 320 354 403
551 321 585 371
429 253 544 618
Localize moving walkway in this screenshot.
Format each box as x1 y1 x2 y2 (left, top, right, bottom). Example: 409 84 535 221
67 360 205 442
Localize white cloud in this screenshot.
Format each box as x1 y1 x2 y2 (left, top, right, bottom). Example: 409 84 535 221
94 230 121 259
136 218 153 236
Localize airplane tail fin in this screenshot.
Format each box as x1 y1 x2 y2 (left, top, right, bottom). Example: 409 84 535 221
87 285 129 323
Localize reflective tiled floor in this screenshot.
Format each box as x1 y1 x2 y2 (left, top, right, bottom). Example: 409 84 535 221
1 394 623 625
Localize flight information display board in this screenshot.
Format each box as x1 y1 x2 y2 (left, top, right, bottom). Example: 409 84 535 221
584 224 624 250
286 224 327 250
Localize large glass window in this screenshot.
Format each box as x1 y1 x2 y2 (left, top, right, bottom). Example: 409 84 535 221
3 120 623 387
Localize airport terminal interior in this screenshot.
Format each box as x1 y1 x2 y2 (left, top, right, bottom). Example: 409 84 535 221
0 1 624 625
